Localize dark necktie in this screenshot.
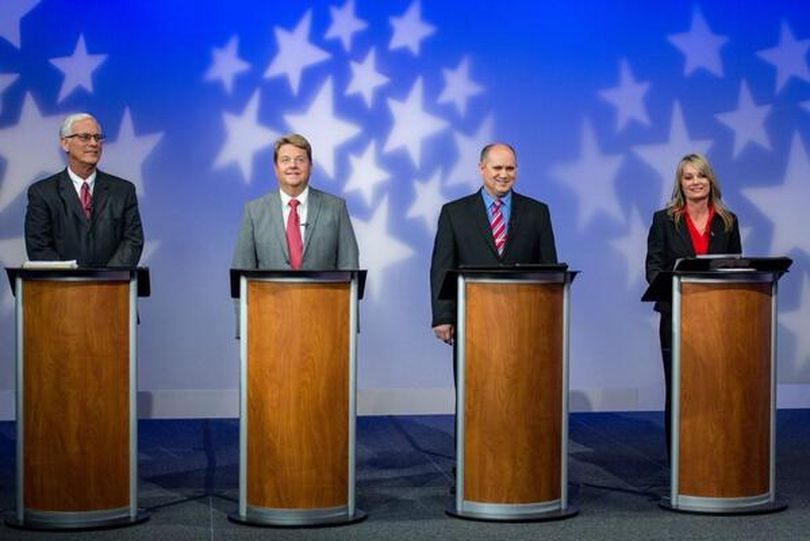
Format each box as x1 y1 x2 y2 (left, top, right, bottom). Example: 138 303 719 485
80 182 92 219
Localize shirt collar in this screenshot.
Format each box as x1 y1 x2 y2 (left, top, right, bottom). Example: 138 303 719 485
481 188 512 209
67 166 96 191
279 186 309 208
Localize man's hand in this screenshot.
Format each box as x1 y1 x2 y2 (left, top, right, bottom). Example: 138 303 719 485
433 324 454 346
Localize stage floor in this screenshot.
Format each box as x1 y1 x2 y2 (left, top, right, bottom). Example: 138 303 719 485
1 411 808 540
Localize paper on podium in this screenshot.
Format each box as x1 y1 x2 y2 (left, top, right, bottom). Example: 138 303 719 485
22 260 79 269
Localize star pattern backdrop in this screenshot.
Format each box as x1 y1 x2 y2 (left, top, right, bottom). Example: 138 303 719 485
1 0 809 415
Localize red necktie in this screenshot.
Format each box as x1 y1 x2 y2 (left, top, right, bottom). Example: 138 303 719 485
286 199 303 269
80 182 92 219
490 199 506 255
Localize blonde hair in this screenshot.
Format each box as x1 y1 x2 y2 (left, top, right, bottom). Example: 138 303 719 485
273 134 312 164
666 153 734 232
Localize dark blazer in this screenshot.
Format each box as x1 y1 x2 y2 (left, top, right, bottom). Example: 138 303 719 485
24 169 144 267
430 190 558 326
645 208 742 312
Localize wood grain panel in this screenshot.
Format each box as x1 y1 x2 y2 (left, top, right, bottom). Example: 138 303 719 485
679 282 771 497
464 282 563 504
246 281 350 509
23 280 130 511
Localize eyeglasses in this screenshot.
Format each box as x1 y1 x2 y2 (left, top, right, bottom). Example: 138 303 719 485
65 133 105 143
278 156 308 165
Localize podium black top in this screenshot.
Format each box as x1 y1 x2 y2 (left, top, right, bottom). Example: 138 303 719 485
5 267 151 297
438 263 575 300
641 256 792 303
230 268 367 300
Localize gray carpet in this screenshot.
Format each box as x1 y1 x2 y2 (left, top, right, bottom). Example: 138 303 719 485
1 411 808 540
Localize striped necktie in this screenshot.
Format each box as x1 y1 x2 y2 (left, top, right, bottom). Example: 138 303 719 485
490 199 506 255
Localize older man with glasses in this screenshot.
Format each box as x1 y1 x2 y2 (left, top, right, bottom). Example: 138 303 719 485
24 112 144 267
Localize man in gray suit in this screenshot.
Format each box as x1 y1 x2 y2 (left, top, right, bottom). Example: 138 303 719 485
232 133 359 270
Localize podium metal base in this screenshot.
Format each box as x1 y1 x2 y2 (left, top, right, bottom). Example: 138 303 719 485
659 497 787 516
5 510 149 531
446 501 579 523
228 509 366 528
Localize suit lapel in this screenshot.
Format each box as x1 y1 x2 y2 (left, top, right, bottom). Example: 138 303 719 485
502 193 522 259
470 190 499 258
90 172 110 228
674 217 695 257
57 170 88 225
707 214 725 253
267 191 289 261
302 189 321 257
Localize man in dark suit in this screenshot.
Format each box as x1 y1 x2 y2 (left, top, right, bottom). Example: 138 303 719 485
430 142 558 344
24 113 144 267
232 133 358 270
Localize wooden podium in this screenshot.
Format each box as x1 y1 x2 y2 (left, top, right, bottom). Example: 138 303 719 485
440 265 578 522
228 269 366 527
643 256 792 514
4 267 150 530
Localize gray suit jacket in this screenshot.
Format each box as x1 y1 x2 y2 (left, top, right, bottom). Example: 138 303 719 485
232 187 359 270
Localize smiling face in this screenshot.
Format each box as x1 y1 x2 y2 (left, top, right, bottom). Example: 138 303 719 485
479 144 517 198
679 163 710 204
273 143 311 196
59 117 102 177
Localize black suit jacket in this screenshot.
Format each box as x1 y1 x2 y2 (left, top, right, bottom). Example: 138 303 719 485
430 190 558 326
25 169 144 267
645 208 741 313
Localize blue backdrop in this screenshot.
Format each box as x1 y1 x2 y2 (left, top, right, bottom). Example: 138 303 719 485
1 0 808 416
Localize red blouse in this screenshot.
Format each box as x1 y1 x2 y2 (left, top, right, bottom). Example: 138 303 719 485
683 206 714 255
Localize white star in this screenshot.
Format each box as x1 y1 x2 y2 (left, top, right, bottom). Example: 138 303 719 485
609 206 647 289
389 1 435 55
284 78 361 179
343 141 389 207
781 274 810 373
102 108 163 197
352 197 414 299
598 58 651 132
204 36 250 95
632 102 714 206
384 77 448 169
0 0 40 48
549 120 624 230
715 80 772 158
49 34 108 103
756 21 810 94
437 57 483 117
325 0 367 52
214 90 279 184
0 94 63 214
346 48 389 107
406 170 446 233
742 133 810 256
667 7 728 77
0 236 27 314
264 10 330 95
445 114 494 190
0 72 19 115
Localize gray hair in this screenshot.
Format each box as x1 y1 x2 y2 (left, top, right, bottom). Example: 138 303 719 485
59 113 100 138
